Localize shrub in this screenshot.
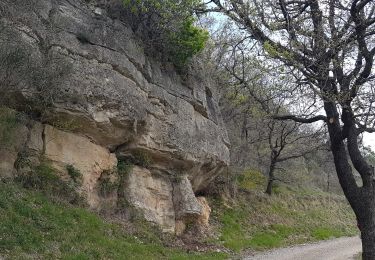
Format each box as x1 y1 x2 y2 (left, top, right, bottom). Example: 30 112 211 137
237 169 267 191
132 150 153 168
167 17 209 68
98 169 119 197
14 150 32 169
66 164 83 185
21 163 60 190
122 0 208 68
17 162 85 205
0 107 25 148
50 118 81 131
117 159 133 176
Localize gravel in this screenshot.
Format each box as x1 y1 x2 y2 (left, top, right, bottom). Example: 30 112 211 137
245 236 361 260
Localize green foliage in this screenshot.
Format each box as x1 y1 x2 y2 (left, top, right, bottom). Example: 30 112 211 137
98 169 119 197
117 159 133 176
363 146 375 166
264 41 279 58
66 164 83 185
167 17 209 68
0 107 22 148
212 187 357 252
219 208 252 251
237 169 266 191
16 162 85 205
264 41 294 60
132 150 153 168
0 182 227 259
311 227 346 240
122 0 208 68
19 163 60 190
50 118 81 132
14 150 32 170
249 225 293 249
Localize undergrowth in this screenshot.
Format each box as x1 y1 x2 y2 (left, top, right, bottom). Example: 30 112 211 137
0 182 227 259
210 173 358 252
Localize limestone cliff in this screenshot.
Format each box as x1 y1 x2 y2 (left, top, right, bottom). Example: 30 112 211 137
0 0 230 232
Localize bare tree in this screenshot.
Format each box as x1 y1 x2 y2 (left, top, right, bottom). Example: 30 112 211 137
213 25 324 195
223 91 324 195
208 0 375 257
263 118 323 195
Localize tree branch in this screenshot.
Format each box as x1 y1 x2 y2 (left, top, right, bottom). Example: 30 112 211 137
273 114 327 123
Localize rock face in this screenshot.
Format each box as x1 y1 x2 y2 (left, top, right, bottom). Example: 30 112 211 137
125 166 176 232
0 0 230 233
44 125 118 208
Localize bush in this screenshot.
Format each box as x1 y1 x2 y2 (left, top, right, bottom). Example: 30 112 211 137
167 17 209 68
117 159 133 176
66 164 83 185
122 0 208 68
98 169 119 197
237 169 267 191
21 163 60 190
17 162 85 205
0 107 22 148
132 150 153 168
117 151 152 169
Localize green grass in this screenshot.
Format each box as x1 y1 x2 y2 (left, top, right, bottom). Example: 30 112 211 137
210 186 358 252
0 182 227 259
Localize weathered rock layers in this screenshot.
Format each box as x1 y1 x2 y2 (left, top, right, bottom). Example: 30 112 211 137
0 0 229 232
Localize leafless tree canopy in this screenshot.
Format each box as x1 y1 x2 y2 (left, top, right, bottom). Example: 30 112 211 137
206 1 375 258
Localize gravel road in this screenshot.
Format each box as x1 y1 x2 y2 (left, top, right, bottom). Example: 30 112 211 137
245 236 361 260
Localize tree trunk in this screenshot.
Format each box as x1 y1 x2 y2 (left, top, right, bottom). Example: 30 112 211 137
323 100 375 260
265 177 273 195
362 224 375 260
265 160 276 195
358 199 375 260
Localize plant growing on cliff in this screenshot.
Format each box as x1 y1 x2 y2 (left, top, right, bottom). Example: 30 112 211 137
117 159 133 177
98 169 119 197
132 150 153 168
122 0 208 68
66 164 83 185
0 27 72 117
0 107 22 148
17 161 85 205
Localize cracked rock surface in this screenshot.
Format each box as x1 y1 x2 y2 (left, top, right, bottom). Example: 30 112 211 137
0 0 230 232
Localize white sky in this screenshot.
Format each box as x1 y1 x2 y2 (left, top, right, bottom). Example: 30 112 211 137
364 133 375 151
205 12 375 152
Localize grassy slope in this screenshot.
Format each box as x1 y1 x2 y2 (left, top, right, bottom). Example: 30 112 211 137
0 172 358 258
210 185 358 252
0 182 226 260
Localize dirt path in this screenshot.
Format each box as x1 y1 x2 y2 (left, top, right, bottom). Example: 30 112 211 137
245 236 361 260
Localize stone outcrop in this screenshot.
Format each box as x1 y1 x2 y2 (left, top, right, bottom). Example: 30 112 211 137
125 166 176 232
196 197 211 227
44 125 118 208
0 0 230 233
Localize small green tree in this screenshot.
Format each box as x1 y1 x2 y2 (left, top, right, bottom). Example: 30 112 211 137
122 0 208 68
